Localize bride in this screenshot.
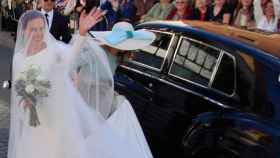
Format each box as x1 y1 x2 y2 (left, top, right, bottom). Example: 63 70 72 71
8 8 155 158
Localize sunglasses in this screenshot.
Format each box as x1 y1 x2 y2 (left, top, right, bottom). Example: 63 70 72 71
43 0 55 2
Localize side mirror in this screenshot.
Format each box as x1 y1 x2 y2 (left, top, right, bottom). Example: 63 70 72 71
2 80 11 89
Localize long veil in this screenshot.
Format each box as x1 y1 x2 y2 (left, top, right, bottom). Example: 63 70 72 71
70 38 114 120
9 10 152 158
8 10 115 158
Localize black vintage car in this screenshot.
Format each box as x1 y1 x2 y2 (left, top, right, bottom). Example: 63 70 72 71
114 21 280 158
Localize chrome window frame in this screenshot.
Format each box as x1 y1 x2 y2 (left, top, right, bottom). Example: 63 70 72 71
210 51 237 97
129 30 176 72
168 36 237 97
168 36 222 89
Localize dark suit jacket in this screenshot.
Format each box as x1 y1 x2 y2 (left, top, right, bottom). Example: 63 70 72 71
49 10 72 43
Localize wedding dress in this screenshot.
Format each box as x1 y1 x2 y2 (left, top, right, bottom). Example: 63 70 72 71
8 10 153 158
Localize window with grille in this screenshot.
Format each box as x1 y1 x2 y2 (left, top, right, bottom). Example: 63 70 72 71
170 37 220 87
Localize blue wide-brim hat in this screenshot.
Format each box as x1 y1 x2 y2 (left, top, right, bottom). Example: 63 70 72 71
89 22 156 50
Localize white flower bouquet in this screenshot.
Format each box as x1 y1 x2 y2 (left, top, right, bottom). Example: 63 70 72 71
14 65 51 127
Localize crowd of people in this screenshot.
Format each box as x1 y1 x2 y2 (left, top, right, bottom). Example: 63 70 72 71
92 0 280 33
1 0 280 42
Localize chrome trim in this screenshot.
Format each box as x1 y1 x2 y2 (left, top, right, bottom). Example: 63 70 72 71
168 36 221 89
218 51 237 97
129 61 161 72
208 51 224 87
182 37 221 52
119 65 232 109
119 65 159 80
158 78 232 109
2 80 10 89
210 51 237 97
129 30 176 72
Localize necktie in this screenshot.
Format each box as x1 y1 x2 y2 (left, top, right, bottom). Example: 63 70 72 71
45 13 49 27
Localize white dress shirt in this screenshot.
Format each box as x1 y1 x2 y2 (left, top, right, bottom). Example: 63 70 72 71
41 9 54 30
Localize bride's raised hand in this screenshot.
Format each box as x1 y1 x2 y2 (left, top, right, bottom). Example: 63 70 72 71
79 7 106 36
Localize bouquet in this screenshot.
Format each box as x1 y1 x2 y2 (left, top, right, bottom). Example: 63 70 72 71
14 65 51 127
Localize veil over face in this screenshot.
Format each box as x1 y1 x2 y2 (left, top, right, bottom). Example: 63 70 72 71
14 10 49 56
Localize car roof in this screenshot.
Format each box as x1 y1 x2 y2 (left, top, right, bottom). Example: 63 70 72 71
137 20 280 69
182 20 280 57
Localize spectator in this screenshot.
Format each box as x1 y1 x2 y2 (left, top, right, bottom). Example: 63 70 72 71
234 0 255 28
166 0 193 20
100 0 136 29
134 0 157 22
255 0 280 32
40 0 72 43
254 0 280 25
208 0 231 24
191 0 211 21
226 0 239 22
140 0 175 22
97 0 120 30
119 0 137 23
194 0 212 7
226 0 239 15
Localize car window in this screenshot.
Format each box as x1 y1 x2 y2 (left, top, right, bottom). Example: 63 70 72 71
130 31 173 70
169 37 220 87
212 53 235 95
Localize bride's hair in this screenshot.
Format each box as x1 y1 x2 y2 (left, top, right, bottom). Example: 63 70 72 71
20 10 46 30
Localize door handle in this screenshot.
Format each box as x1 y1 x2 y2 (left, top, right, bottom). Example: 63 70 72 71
2 80 11 89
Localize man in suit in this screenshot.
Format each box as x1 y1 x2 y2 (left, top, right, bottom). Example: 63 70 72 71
40 0 72 43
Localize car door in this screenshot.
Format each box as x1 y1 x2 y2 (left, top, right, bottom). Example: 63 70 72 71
146 35 239 157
